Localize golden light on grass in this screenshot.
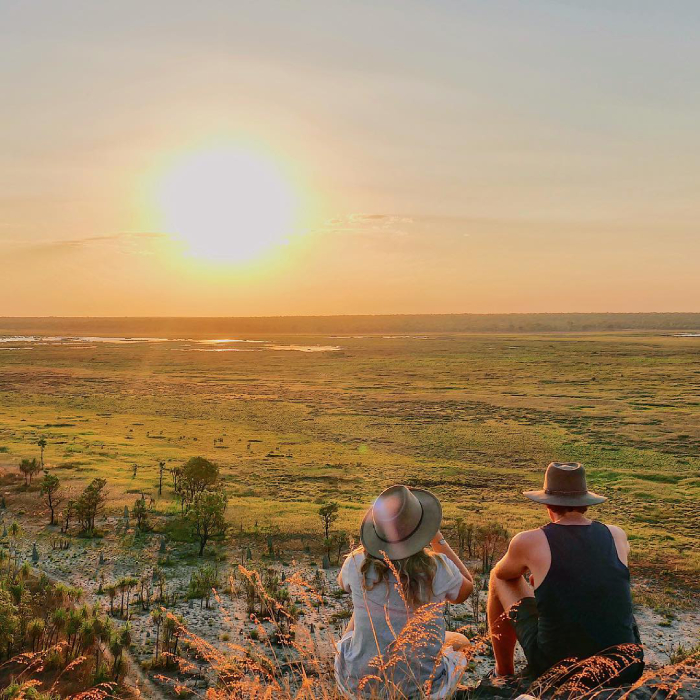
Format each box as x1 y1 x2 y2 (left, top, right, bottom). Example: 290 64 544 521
155 146 298 264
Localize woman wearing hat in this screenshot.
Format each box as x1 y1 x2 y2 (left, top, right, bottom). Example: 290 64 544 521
334 485 473 699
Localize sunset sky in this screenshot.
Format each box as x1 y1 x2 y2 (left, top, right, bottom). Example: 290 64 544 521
2 1 699 316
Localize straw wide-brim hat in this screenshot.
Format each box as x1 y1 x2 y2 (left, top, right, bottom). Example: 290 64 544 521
524 462 606 507
360 484 442 560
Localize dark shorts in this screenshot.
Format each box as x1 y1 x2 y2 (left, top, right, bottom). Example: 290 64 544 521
506 596 550 676
506 598 645 684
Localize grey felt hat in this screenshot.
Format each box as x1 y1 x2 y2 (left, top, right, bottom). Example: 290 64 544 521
360 484 442 560
524 462 606 507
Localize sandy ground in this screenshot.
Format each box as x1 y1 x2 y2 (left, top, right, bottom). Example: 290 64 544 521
3 504 698 695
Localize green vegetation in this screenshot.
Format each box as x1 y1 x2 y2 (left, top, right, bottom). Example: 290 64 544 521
188 489 228 556
39 471 62 526
0 564 129 696
18 457 41 486
0 330 697 586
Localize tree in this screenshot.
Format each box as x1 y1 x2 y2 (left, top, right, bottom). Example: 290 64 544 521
178 457 219 512
132 496 150 532
171 465 182 492
61 499 76 533
19 458 41 486
333 530 348 565
158 460 166 496
318 502 339 541
151 608 163 660
452 517 476 559
115 578 137 618
153 566 167 603
188 489 227 556
37 437 47 468
0 589 19 659
187 563 220 608
105 584 117 616
40 471 63 525
161 613 183 660
124 577 138 618
74 478 107 533
28 618 45 652
477 522 509 576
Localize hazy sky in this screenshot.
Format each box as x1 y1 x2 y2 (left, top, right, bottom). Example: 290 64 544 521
2 0 699 316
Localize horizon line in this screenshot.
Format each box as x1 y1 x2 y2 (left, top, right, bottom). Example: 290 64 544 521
1 311 699 320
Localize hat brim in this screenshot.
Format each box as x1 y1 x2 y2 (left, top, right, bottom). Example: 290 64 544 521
523 490 607 507
360 488 442 560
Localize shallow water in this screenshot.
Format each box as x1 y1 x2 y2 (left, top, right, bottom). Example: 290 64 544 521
0 335 343 353
267 344 341 352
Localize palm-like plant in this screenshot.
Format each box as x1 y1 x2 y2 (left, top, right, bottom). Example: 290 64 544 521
27 617 45 651
105 584 117 615
78 619 95 653
124 577 139 618
65 610 82 661
37 437 47 468
49 608 67 647
18 458 41 486
151 608 163 660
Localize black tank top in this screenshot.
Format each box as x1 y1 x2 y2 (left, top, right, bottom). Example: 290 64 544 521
535 521 639 663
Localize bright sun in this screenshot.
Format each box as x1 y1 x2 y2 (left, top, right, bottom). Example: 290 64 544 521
157 148 297 263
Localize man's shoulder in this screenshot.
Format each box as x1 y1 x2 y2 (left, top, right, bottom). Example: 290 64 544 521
601 522 627 536
601 522 629 543
510 528 547 551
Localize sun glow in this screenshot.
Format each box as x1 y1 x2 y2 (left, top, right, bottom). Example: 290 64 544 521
156 147 298 262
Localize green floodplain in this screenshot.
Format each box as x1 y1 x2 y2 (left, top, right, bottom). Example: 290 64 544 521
0 316 698 591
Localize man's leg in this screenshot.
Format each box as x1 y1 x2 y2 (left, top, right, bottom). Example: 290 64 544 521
487 571 533 676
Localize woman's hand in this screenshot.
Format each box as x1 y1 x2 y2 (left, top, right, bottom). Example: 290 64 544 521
430 530 446 547
431 530 473 584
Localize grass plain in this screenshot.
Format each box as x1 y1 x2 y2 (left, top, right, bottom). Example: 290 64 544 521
0 327 697 588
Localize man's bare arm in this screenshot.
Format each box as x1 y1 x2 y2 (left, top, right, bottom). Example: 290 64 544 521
606 524 630 566
492 532 531 581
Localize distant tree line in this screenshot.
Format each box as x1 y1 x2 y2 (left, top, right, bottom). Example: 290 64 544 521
2 312 698 337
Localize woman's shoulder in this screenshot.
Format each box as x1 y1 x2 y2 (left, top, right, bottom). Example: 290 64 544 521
340 548 367 574
432 552 453 569
430 552 463 596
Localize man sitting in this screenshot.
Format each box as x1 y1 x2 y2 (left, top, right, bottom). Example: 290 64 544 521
487 462 643 683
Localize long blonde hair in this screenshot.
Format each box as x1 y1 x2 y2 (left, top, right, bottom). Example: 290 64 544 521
358 546 438 609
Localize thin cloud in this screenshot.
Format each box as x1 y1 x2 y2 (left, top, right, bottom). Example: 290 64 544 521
27 232 167 251
0 231 169 261
322 214 414 237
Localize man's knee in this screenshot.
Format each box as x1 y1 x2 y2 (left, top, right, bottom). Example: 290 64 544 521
488 569 508 597
489 572 533 612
